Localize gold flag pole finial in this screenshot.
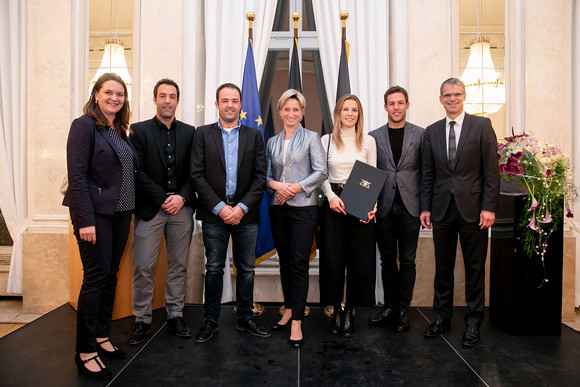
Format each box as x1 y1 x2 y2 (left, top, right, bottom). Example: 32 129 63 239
340 11 349 40
246 12 255 40
292 12 300 38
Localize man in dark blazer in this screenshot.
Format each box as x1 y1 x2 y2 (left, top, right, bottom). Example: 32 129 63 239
368 86 424 333
191 83 269 343
420 78 500 346
129 79 196 344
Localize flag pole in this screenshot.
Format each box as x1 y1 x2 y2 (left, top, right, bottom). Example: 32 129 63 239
324 10 355 319
247 11 254 40
292 12 300 38
232 11 266 318
340 10 348 40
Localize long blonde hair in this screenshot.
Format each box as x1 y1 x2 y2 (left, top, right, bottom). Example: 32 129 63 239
331 94 364 152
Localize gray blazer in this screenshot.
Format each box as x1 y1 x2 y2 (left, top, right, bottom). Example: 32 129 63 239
266 124 327 206
369 122 424 218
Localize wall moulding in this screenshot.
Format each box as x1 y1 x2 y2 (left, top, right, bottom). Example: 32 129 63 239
27 215 69 234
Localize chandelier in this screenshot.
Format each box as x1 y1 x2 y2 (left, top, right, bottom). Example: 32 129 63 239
461 0 505 116
89 38 132 101
89 0 132 101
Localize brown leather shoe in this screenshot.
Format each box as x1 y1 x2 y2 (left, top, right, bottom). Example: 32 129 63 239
235 318 271 338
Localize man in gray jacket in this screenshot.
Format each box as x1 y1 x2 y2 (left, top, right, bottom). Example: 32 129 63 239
368 86 424 332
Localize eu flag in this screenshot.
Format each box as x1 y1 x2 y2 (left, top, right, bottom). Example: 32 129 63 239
240 38 276 264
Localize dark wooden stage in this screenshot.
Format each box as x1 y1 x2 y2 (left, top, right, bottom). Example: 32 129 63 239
0 304 579 386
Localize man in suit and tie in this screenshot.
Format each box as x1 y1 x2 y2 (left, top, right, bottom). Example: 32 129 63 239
129 79 196 344
191 83 270 343
420 78 500 346
368 86 424 332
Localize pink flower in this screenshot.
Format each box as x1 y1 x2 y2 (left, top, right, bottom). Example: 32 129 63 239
500 158 525 176
527 216 537 231
511 151 524 160
540 211 553 224
545 168 551 177
566 202 574 218
498 143 508 151
504 133 528 142
528 197 538 211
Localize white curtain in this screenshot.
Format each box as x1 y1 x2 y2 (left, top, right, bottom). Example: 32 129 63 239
203 0 276 123
202 0 276 302
0 0 27 294
313 0 390 134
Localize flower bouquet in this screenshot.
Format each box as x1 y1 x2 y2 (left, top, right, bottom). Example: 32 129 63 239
498 133 577 286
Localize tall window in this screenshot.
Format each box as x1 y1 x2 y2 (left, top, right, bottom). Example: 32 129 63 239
260 0 331 137
89 0 133 100
459 0 505 135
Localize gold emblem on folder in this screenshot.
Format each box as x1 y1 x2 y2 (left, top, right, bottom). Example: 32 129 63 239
359 179 371 189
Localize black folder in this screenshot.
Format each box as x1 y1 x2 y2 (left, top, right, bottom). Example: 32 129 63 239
340 160 388 221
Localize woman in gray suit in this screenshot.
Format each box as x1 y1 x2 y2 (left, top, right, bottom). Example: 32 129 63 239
266 89 326 348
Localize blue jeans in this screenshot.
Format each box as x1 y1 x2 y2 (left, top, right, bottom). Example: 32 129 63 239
202 221 258 322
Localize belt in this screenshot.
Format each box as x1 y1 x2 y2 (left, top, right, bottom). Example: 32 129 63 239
226 197 235 205
330 182 345 195
167 192 176 195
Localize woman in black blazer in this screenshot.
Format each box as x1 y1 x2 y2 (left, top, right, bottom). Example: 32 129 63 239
63 73 136 380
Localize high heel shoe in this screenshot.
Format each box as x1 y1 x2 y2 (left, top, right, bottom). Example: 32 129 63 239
271 321 289 331
289 338 303 348
330 305 343 335
75 353 112 380
97 338 126 359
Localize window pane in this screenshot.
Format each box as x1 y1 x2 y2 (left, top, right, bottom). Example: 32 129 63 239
273 0 289 31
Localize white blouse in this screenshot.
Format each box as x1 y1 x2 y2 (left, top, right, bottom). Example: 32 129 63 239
320 129 377 202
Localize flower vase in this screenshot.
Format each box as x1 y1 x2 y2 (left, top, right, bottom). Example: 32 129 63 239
489 193 563 336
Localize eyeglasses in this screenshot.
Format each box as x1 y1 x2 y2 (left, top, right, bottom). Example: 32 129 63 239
441 92 464 99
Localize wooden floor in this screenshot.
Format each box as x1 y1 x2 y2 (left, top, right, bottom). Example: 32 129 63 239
0 323 25 339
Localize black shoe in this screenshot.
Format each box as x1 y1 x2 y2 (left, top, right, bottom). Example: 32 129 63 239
271 321 289 331
289 338 303 348
129 322 152 345
396 311 409 333
167 317 192 338
330 305 343 335
195 320 219 343
343 307 355 338
97 338 125 358
236 318 271 338
368 307 396 326
462 325 480 347
423 318 451 337
75 353 112 380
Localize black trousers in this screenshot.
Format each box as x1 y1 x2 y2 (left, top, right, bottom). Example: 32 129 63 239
432 197 488 327
319 198 376 307
73 210 132 353
269 205 317 321
376 201 421 312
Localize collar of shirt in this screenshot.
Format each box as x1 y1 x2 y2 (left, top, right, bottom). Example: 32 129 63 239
154 116 177 131
445 111 465 158
217 119 241 133
446 111 465 131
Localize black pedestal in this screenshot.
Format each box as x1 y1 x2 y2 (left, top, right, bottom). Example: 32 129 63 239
490 194 563 336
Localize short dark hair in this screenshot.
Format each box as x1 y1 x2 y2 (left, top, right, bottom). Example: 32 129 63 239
440 78 465 96
384 86 409 105
154 78 180 100
215 83 241 102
